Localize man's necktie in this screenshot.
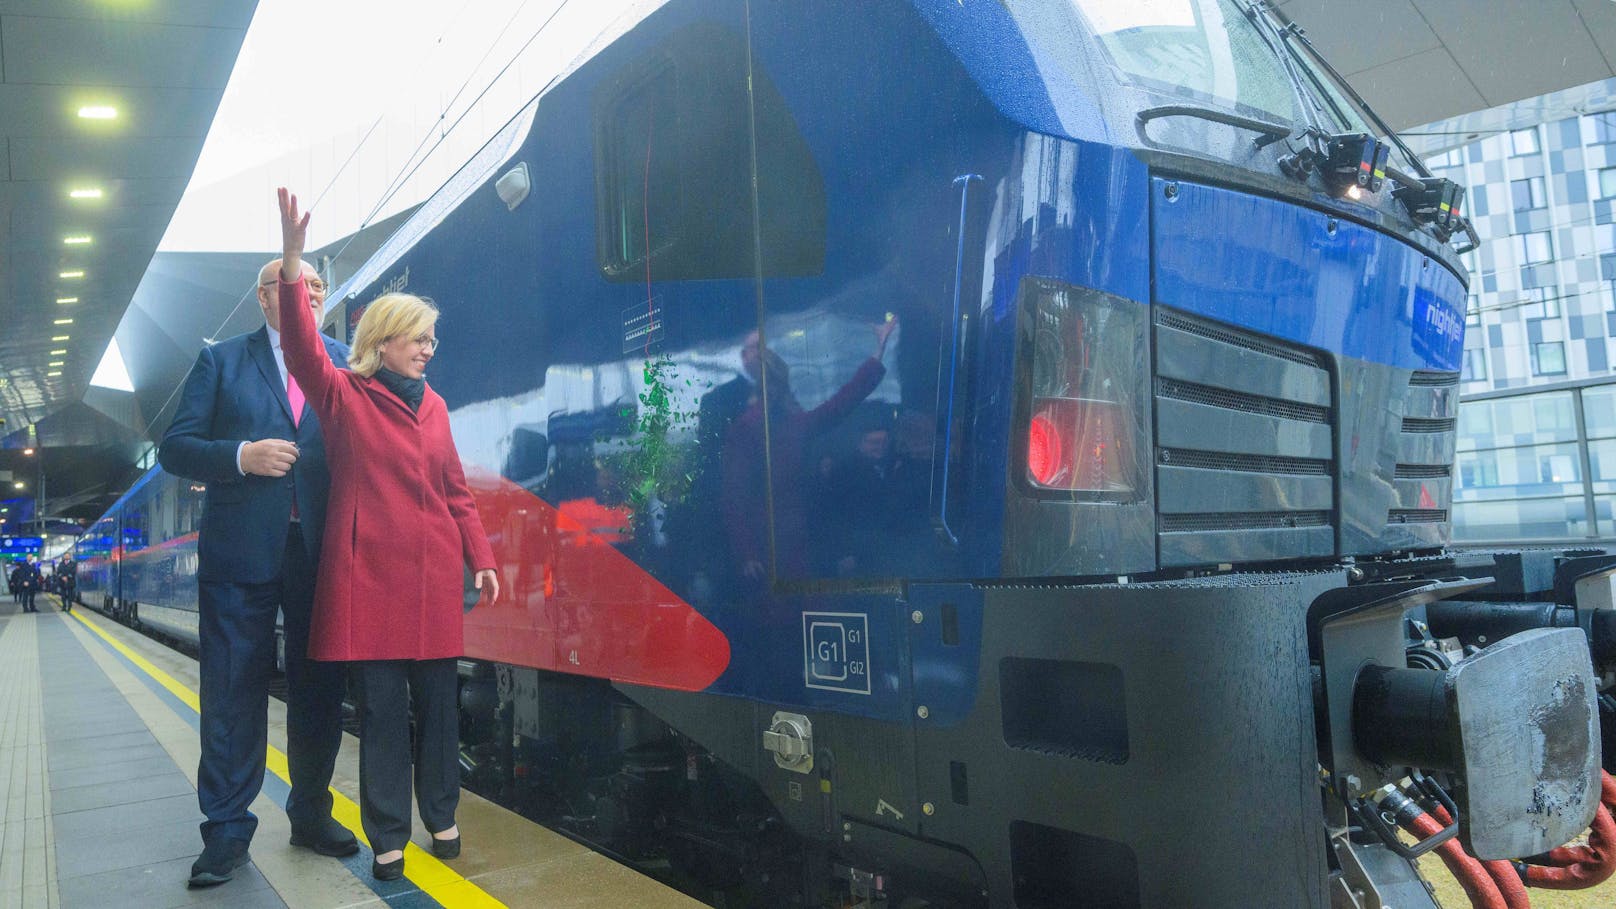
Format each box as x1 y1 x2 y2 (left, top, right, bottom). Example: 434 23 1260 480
287 371 304 427
287 371 303 519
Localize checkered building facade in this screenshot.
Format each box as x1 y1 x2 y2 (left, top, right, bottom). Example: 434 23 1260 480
1422 105 1616 391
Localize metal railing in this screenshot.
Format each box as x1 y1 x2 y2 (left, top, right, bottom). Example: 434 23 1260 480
1454 376 1616 542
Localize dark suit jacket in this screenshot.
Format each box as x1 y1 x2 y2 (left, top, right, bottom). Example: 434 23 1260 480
158 326 350 584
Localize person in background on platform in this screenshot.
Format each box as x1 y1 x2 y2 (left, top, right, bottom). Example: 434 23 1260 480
8 559 21 604
55 555 76 611
275 187 499 882
158 249 358 887
16 557 42 612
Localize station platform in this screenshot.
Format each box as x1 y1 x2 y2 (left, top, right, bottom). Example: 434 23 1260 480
0 593 705 909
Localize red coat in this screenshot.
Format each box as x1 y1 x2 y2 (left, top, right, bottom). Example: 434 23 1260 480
279 278 496 661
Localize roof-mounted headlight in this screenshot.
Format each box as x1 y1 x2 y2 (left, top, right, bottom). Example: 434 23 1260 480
1325 133 1389 200
1394 177 1466 234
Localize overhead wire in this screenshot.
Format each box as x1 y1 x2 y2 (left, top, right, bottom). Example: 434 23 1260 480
337 0 540 237
322 0 576 270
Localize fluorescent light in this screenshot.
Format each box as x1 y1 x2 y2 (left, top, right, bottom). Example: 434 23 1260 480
77 106 117 120
69 187 104 200
49 350 66 355
63 235 92 245
48 361 63 367
56 297 78 304
59 270 84 279
53 318 73 325
46 371 61 378
52 335 70 341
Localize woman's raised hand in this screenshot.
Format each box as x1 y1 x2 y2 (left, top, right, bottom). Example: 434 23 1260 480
277 187 311 282
874 315 899 359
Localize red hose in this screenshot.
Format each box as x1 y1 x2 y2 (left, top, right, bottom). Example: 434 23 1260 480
1519 769 1616 891
1404 810 1509 909
1546 772 1616 865
1428 803 1532 909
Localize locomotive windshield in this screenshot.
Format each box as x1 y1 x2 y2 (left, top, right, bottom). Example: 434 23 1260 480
1071 0 1301 124
1064 0 1427 180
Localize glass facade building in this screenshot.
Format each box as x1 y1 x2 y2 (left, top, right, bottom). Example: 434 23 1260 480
1423 114 1616 392
1412 81 1616 540
1454 382 1616 540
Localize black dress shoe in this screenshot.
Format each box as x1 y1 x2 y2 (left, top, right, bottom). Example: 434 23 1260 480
372 854 405 881
188 837 251 888
289 817 360 857
430 834 461 859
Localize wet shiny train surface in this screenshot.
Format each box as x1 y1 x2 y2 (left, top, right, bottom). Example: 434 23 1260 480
76 1 1616 907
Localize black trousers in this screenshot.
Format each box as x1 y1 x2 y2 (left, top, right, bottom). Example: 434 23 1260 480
354 658 460 854
196 524 346 845
20 588 36 611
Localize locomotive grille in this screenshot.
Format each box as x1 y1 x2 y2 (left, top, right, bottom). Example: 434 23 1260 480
1401 416 1457 433
1385 369 1460 544
1409 370 1461 387
1152 307 1336 567
1159 449 1330 475
1155 378 1330 424
1161 511 1330 532
1155 309 1326 368
1388 508 1449 524
1394 463 1452 479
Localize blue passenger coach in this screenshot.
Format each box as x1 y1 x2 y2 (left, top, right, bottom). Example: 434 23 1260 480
84 2 1616 907
77 468 203 644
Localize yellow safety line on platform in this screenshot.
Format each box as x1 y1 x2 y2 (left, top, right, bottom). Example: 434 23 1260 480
67 606 506 909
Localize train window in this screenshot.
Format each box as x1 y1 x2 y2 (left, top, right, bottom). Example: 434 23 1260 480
593 23 824 282
600 59 681 271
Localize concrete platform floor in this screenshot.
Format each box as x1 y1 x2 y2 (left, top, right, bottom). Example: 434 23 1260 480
0 594 705 909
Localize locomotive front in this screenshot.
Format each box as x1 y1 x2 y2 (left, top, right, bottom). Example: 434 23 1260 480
891 1 1613 906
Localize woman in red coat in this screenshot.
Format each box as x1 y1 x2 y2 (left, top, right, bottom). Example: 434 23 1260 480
276 188 499 880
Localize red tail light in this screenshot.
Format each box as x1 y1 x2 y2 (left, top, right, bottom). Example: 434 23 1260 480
1020 280 1147 497
1027 410 1063 485
1027 397 1131 491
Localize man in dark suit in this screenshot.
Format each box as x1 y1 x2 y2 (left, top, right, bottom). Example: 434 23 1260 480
16 558 42 612
159 259 357 887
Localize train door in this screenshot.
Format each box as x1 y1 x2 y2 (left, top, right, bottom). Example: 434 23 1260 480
747 0 997 848
736 2 994 589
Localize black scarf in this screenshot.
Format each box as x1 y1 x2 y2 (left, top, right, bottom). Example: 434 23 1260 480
376 366 425 412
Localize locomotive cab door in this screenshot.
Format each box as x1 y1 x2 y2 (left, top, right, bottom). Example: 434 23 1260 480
738 0 999 850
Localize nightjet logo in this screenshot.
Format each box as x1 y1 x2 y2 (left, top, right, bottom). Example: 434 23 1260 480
1421 293 1462 344
1411 286 1464 367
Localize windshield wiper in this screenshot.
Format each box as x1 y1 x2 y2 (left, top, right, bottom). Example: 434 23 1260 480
1251 1 1480 252
1256 3 1425 179
1238 1 1329 138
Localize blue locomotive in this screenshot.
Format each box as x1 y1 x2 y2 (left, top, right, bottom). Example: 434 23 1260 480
79 1 1616 906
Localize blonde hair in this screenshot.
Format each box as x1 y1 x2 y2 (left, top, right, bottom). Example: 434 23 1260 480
348 293 440 377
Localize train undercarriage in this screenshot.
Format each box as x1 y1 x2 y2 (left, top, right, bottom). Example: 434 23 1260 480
437 546 1616 909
